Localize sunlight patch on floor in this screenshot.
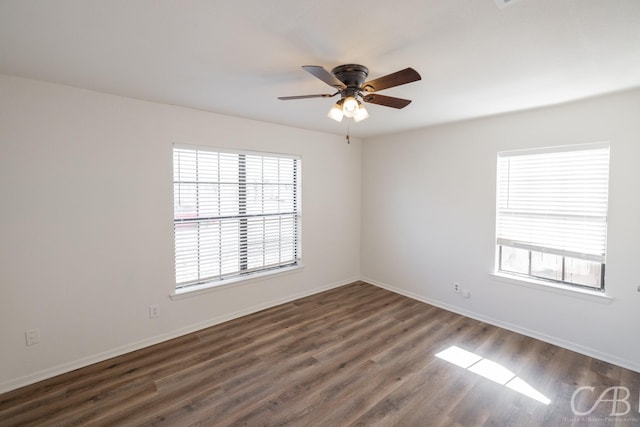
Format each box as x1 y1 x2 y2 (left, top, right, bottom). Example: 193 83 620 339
435 345 551 405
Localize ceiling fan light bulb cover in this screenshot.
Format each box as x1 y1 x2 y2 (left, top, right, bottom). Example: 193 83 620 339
342 96 359 117
328 103 344 122
353 104 369 122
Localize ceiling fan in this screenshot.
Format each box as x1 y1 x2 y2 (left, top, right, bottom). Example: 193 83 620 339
278 64 421 123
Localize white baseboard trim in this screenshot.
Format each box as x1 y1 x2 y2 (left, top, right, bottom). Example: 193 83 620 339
361 276 640 374
0 277 358 394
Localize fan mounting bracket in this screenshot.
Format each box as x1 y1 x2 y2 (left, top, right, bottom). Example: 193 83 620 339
331 64 369 89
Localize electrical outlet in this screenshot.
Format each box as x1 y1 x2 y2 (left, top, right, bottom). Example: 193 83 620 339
149 305 160 319
453 282 460 293
25 328 40 346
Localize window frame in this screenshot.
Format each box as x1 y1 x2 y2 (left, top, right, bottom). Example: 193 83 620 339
494 142 610 292
172 144 302 294
497 245 605 291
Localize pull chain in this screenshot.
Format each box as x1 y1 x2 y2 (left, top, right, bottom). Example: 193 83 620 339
345 121 351 144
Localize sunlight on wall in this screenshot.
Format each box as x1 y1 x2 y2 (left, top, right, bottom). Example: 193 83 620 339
435 345 551 405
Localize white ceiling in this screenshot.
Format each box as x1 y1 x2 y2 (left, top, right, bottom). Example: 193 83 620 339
1 0 640 138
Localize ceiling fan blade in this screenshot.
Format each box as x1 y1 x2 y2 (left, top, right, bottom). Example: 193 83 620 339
362 67 421 92
302 65 346 89
278 93 336 100
363 94 412 109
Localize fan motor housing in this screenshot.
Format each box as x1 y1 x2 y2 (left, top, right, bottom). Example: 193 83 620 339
331 64 369 89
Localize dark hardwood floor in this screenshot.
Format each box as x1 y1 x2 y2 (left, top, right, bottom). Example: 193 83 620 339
1 281 639 426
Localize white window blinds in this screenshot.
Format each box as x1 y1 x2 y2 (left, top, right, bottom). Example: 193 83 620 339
173 146 301 289
496 143 610 263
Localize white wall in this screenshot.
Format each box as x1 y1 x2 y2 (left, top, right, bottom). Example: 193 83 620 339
361 89 640 372
0 75 362 392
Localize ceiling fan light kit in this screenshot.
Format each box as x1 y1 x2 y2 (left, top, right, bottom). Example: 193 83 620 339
279 64 421 124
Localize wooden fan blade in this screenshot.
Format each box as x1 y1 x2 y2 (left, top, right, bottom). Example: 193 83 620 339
302 65 346 89
363 94 412 109
362 68 421 92
278 93 336 100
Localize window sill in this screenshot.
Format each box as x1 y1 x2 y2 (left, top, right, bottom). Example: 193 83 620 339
489 272 613 304
170 263 305 300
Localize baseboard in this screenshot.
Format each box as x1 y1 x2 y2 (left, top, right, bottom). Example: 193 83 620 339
361 276 640 374
0 277 358 394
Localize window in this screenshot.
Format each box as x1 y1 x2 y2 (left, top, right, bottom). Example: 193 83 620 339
495 143 610 290
173 145 301 291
